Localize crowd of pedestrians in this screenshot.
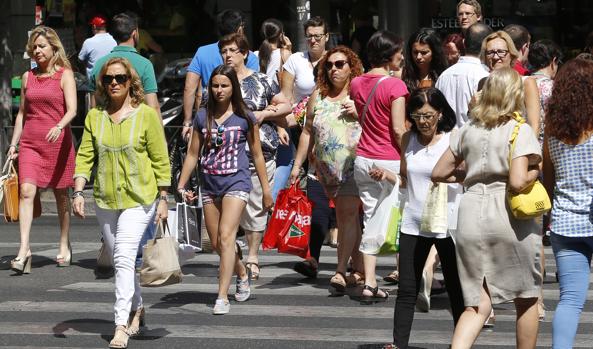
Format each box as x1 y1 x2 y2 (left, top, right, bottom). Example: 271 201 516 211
5 1 593 348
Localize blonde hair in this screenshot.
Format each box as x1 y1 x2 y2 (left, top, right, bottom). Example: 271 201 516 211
470 67 524 128
26 26 71 74
96 57 144 109
479 31 519 67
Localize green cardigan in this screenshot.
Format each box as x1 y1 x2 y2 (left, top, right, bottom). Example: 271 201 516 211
74 103 171 209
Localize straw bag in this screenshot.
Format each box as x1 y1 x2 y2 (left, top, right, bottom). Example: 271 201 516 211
140 220 182 287
2 159 19 222
507 112 551 219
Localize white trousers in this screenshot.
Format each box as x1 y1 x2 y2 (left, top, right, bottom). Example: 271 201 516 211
95 202 156 325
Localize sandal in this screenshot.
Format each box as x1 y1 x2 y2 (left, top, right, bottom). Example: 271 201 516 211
127 307 145 337
361 284 389 301
109 325 129 348
346 271 365 287
245 262 260 280
383 270 399 284
330 271 347 292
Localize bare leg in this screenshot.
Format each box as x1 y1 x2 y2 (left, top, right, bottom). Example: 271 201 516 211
245 230 263 276
217 197 248 300
334 196 363 274
422 245 439 290
53 188 71 258
515 297 539 349
451 284 492 349
203 200 247 300
17 183 37 258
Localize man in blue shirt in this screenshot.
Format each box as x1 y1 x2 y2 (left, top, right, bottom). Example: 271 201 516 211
182 9 259 140
78 16 117 79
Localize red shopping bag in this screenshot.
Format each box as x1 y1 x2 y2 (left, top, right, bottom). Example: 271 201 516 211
263 182 313 258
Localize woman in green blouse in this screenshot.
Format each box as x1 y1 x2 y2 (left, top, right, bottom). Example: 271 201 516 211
72 57 170 349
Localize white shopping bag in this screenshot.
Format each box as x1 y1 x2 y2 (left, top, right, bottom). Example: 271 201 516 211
359 176 405 255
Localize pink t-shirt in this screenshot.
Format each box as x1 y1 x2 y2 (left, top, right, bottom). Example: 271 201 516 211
350 74 409 160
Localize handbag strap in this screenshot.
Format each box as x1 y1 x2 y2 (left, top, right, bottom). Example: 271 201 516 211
508 111 525 171
360 76 388 124
154 219 171 240
2 158 12 175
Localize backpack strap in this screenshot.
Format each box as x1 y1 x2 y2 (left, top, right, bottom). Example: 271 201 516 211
361 76 388 124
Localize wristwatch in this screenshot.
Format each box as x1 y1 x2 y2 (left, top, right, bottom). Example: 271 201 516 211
71 191 84 199
159 195 168 202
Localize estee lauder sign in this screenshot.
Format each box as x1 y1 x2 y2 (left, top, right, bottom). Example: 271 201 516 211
431 17 505 29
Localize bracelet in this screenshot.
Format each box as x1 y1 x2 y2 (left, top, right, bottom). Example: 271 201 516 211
8 144 17 149
182 122 192 127
159 195 168 202
56 124 63 131
71 191 84 199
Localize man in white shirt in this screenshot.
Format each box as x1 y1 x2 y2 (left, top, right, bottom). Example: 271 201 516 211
436 23 492 127
78 16 117 79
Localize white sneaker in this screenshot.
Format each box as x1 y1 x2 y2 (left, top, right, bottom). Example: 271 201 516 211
235 271 251 302
213 298 230 315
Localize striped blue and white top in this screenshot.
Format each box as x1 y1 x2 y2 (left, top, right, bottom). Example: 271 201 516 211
548 136 593 237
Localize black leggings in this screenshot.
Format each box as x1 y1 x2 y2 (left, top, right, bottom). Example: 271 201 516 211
393 233 465 349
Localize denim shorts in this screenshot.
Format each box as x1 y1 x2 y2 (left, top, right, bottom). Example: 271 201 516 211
202 191 250 206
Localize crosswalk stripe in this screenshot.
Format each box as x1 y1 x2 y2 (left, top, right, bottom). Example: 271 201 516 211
0 322 591 347
2 301 593 324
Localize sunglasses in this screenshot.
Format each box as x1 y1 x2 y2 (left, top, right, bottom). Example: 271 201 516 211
324 60 348 70
212 125 225 147
102 74 130 85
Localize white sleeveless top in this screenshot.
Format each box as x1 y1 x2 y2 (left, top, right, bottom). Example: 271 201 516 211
401 132 462 238
255 49 282 85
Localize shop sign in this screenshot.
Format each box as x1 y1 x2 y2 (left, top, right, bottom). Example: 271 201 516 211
431 17 505 29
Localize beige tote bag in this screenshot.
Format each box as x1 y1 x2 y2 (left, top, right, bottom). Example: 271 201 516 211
140 220 182 287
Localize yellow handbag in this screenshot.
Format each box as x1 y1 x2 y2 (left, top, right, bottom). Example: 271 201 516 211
507 112 551 219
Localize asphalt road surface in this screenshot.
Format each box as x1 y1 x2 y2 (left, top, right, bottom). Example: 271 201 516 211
0 215 592 348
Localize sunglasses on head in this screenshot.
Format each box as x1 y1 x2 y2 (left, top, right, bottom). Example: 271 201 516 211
102 74 130 85
324 60 348 70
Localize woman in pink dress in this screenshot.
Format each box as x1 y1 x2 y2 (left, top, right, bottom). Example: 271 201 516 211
7 26 77 274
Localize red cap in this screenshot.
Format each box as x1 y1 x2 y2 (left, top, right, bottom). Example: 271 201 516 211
89 16 107 27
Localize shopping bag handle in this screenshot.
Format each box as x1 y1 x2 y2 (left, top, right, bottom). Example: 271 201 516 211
154 219 172 240
2 158 13 175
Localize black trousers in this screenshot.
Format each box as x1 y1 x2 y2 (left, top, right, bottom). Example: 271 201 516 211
393 233 465 348
306 178 333 262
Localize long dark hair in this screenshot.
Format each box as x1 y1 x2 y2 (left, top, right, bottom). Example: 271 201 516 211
204 65 252 151
406 88 456 134
402 28 448 90
258 18 285 73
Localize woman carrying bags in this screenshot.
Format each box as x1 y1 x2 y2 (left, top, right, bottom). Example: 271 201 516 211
73 57 171 348
177 64 273 315
288 46 364 293
373 88 464 349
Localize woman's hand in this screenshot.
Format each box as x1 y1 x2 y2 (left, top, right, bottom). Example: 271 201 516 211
181 124 193 143
155 198 169 224
7 145 18 160
341 98 357 118
72 196 85 219
262 189 274 212
277 127 290 146
45 125 62 143
289 166 301 185
179 188 198 203
369 167 388 182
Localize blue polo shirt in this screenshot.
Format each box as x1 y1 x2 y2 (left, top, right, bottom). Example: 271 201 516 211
188 42 259 88
89 45 158 93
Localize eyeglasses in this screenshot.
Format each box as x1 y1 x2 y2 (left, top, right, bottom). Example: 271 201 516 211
101 74 129 85
485 49 510 58
324 60 348 70
305 33 326 41
409 112 438 121
213 125 225 147
220 47 241 55
457 11 476 18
